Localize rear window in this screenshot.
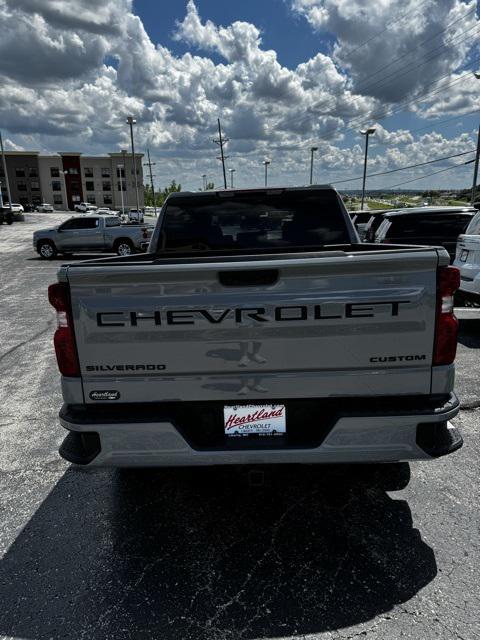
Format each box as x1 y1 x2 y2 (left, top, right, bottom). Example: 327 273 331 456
156 190 351 256
381 213 473 239
105 217 120 227
465 211 480 235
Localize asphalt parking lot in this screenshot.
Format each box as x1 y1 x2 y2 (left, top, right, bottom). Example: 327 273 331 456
0 213 479 640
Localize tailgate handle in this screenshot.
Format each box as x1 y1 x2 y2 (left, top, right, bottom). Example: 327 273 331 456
218 269 279 287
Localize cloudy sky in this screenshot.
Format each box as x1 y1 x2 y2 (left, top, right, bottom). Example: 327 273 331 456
0 0 479 191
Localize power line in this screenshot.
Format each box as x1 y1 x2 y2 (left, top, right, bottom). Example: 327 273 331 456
331 149 475 184
346 62 480 131
355 8 478 96
385 156 474 189
337 0 433 60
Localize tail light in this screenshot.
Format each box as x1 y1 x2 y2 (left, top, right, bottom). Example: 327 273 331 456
48 282 80 377
433 266 460 366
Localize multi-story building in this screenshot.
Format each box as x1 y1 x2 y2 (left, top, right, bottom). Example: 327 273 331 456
1 151 144 211
0 152 42 207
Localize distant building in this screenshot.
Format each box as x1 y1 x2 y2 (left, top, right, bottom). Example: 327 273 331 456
1 151 144 210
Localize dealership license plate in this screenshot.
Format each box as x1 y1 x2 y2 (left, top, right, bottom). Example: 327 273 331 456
224 404 286 437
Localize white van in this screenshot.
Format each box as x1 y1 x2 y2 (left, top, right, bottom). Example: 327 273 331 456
454 210 480 305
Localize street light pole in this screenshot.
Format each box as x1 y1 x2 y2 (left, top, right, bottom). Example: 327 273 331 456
126 116 140 212
230 168 236 188
0 130 12 211
202 174 207 190
360 127 376 210
121 149 127 212
309 146 318 185
263 160 270 187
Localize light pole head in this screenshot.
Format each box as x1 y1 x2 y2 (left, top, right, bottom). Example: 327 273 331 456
126 116 137 125
474 71 480 80
263 160 271 166
311 146 318 152
360 127 376 136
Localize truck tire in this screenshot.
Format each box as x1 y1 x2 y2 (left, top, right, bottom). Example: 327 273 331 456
37 240 57 259
115 239 134 256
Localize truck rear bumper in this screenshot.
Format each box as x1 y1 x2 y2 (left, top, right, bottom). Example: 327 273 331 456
58 394 462 467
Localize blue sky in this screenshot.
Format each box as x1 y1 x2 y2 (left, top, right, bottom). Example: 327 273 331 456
0 0 479 191
133 0 334 68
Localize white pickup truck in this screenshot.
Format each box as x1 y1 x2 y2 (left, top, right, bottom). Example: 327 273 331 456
33 214 153 258
49 186 463 476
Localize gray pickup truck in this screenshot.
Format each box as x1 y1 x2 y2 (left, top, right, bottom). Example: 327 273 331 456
33 214 153 258
49 186 462 476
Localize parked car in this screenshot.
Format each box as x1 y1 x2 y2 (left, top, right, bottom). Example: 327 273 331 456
364 209 402 243
9 203 24 213
49 186 462 471
375 206 477 261
33 214 153 258
128 208 144 223
35 203 54 212
75 202 97 213
0 206 13 225
454 209 480 305
96 207 120 216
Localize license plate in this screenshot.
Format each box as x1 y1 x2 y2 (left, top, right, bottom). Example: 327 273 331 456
224 404 286 437
460 249 469 262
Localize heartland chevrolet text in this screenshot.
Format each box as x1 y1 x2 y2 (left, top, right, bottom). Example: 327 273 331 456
48 186 463 472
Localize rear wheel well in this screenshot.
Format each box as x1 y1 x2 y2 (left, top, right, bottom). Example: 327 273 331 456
113 237 133 249
37 238 56 251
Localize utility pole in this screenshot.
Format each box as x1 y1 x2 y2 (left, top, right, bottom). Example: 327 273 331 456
263 160 270 187
126 116 140 212
471 71 480 205
144 148 157 216
0 130 12 211
471 125 480 205
360 127 376 210
229 168 236 188
310 146 318 185
213 118 228 189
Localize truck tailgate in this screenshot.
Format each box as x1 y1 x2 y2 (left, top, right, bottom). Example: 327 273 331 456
64 250 440 403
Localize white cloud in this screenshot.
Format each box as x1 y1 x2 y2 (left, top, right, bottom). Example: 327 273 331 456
0 0 477 191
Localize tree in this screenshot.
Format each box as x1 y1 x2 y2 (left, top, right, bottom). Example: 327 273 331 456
156 180 181 206
144 180 182 207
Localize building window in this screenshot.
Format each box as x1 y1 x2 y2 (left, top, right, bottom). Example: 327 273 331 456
84 167 94 177
15 168 25 177
117 180 126 191
17 182 27 191
51 181 62 191
102 181 111 191
29 167 38 177
68 168 79 175
72 195 81 202
101 167 110 177
50 167 60 177
116 167 125 178
87 195 96 204
53 195 63 205
85 181 95 191
31 181 40 191
103 195 113 205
